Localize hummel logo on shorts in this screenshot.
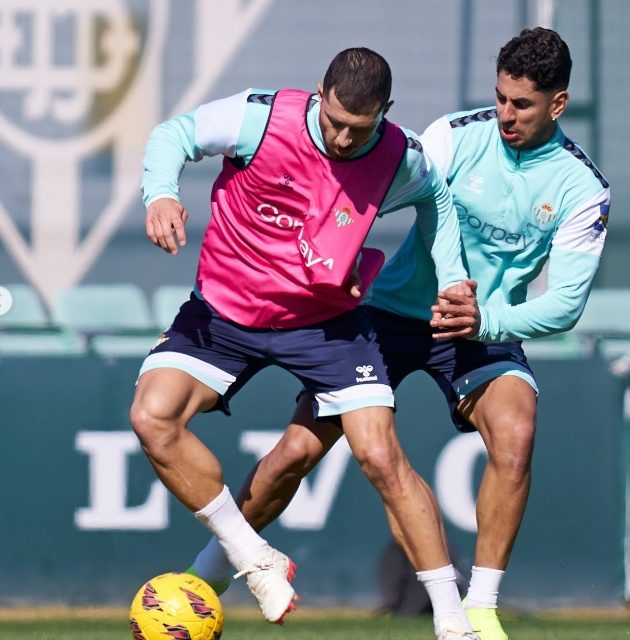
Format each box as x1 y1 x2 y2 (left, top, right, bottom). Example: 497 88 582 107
355 364 378 382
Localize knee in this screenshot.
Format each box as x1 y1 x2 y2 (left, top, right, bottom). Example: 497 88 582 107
486 414 536 476
354 441 405 490
271 431 326 477
129 393 181 453
343 409 411 491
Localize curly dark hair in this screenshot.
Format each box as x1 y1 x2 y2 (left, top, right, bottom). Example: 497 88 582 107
322 47 392 114
497 27 572 91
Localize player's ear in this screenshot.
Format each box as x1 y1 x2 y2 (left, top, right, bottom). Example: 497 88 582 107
551 90 568 121
317 83 325 102
383 100 394 115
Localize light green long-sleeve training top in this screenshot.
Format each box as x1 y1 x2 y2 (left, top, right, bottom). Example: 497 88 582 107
370 107 610 342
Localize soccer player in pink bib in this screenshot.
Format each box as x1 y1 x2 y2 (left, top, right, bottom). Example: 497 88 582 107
132 48 478 638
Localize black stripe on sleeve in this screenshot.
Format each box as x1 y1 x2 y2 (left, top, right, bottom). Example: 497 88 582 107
449 108 497 128
406 136 423 153
247 93 274 106
563 138 609 188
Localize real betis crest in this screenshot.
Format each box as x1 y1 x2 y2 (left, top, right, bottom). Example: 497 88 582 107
534 202 556 225
334 207 354 227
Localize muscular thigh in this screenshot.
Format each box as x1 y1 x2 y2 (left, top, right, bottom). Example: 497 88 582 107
340 405 399 462
135 367 220 423
425 338 538 433
458 375 537 442
138 294 268 415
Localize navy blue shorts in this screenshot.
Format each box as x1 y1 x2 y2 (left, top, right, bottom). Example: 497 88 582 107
367 306 537 432
139 294 394 417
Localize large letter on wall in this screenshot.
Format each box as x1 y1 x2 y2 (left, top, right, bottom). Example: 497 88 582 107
74 431 168 530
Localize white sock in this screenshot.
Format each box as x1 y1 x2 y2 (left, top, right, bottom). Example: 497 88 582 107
191 536 233 584
465 565 505 609
194 485 268 570
417 564 473 634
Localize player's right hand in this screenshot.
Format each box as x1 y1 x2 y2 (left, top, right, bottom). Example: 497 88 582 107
146 197 189 255
430 279 480 339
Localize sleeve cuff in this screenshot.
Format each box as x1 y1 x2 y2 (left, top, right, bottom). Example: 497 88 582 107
477 305 489 341
439 280 463 291
145 194 180 208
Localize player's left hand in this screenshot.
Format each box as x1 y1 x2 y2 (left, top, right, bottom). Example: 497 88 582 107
430 279 480 340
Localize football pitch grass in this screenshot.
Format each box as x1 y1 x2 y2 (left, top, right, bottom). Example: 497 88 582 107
1 607 630 640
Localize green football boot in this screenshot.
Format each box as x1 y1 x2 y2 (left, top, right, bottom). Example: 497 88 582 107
465 606 509 640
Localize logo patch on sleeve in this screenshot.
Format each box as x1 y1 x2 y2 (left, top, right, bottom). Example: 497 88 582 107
589 204 609 243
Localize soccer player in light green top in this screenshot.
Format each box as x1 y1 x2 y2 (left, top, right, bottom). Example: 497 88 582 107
188 28 609 640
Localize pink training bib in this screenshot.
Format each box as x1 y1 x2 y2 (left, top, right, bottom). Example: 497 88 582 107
196 89 405 328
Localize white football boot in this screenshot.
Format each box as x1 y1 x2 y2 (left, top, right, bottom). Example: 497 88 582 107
233 547 297 624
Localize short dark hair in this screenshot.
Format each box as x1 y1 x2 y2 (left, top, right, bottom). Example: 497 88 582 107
497 27 572 92
322 47 392 114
